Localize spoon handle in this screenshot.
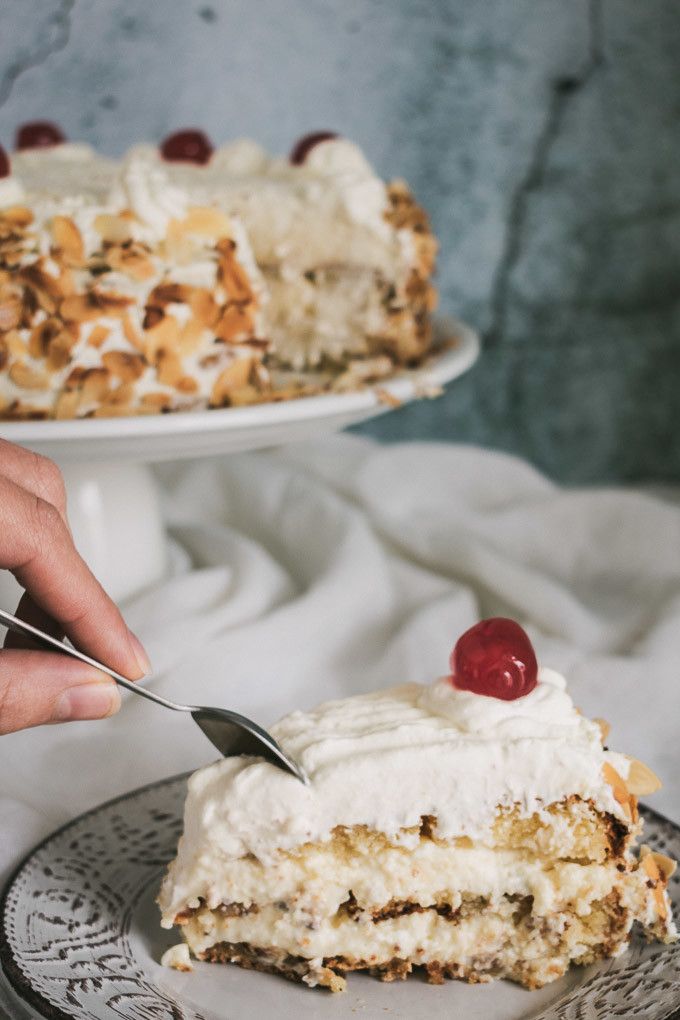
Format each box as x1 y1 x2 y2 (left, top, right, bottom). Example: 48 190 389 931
0 608 191 713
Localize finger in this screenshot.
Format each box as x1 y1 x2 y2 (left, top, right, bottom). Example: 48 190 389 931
0 439 67 520
0 475 151 680
0 649 121 735
3 591 65 650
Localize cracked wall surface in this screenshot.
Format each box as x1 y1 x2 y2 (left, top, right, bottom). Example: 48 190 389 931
0 0 677 482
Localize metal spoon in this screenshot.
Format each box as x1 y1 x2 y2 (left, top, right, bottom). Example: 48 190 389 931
0 607 307 784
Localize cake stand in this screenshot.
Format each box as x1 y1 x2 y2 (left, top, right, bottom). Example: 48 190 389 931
0 318 479 605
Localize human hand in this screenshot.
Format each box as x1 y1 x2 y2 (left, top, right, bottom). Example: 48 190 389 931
0 439 150 734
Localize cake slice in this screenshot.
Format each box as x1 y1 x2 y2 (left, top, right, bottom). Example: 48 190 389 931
158 618 676 992
0 149 269 419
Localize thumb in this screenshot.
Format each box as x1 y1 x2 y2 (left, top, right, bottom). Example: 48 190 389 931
0 650 121 735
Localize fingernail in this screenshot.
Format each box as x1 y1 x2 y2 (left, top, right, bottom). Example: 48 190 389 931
53 682 121 722
128 631 152 678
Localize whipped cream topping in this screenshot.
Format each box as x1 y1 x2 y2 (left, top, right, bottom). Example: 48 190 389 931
161 669 633 920
420 667 581 740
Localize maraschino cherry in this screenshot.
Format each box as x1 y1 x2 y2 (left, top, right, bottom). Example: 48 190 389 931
449 618 538 701
160 129 213 165
16 121 65 150
289 130 338 165
0 145 9 179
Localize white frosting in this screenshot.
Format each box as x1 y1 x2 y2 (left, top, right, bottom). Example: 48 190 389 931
163 669 632 918
211 138 271 175
0 175 25 207
4 137 410 275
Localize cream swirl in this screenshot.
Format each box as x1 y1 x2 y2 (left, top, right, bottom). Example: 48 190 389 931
419 667 587 740
298 137 390 232
110 156 188 239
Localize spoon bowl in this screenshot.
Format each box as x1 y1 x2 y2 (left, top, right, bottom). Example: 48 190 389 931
191 706 308 782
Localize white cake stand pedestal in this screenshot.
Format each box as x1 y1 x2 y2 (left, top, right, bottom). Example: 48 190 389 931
0 318 479 606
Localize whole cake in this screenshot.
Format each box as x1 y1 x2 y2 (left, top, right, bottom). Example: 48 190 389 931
0 124 437 420
158 618 676 992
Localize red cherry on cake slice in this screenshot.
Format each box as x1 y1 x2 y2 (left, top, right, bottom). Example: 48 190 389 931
450 618 538 701
160 129 213 165
16 121 66 150
0 145 9 178
289 131 339 165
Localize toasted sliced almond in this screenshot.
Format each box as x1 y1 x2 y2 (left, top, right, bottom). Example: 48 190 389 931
214 303 255 343
374 387 402 408
143 305 165 331
210 357 254 405
156 348 183 387
54 390 80 420
652 851 677 881
227 384 262 406
0 336 7 371
594 718 611 744
58 266 76 297
106 245 155 281
46 330 79 371
4 330 27 359
28 318 61 359
148 282 193 306
9 362 50 391
50 215 85 266
140 391 173 410
80 367 112 402
602 762 635 822
641 850 669 921
92 403 134 418
217 248 254 303
122 313 144 351
61 289 132 322
102 350 146 382
107 381 135 406
0 297 21 331
626 758 662 796
1 205 34 227
87 324 111 349
178 317 206 355
176 375 199 394
189 287 220 328
169 206 233 241
94 214 134 244
144 314 180 363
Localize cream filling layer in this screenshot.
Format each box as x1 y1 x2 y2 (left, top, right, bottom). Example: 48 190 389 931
179 884 641 966
161 843 631 929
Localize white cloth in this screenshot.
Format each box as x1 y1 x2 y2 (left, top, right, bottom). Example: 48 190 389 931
2 436 680 887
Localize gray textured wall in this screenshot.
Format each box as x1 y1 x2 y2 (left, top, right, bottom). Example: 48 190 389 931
0 0 678 482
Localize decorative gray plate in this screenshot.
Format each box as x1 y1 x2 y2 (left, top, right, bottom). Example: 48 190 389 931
1 774 679 1020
